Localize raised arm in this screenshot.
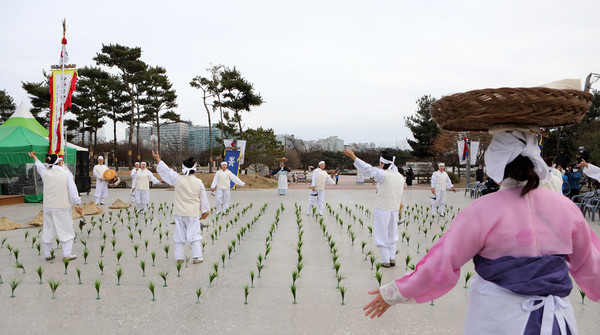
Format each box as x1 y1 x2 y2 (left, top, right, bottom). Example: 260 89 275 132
228 171 245 187
32 157 47 177
148 170 161 184
155 161 180 186
579 160 600 181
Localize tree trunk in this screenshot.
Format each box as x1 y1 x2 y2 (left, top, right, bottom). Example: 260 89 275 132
236 111 244 138
113 115 117 164
202 93 213 173
128 95 135 169
156 114 161 153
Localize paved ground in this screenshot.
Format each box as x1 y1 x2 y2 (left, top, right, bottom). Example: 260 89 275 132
1 180 599 334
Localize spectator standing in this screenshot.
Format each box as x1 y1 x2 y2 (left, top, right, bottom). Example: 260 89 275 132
555 148 571 171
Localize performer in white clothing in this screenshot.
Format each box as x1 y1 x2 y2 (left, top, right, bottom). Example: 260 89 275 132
93 156 109 205
153 151 210 264
130 162 140 203
578 159 600 181
430 163 456 216
345 149 405 267
132 162 161 213
211 162 245 214
29 152 83 261
310 161 336 216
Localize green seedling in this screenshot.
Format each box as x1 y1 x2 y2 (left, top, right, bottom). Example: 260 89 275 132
36 266 44 284
140 260 146 277
63 257 70 274
163 245 170 258
244 284 250 304
209 271 218 287
290 283 297 304
151 252 156 266
116 250 124 264
94 280 101 299
48 279 62 299
159 270 169 287
339 285 348 305
76 268 82 284
464 271 473 289
148 281 156 301
98 260 104 275
176 262 182 277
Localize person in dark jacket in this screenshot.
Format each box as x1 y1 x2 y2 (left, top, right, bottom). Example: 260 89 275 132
475 165 484 183
555 148 571 171
576 146 589 163
406 166 414 186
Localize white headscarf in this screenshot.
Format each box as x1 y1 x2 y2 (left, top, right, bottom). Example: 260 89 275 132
484 130 548 184
379 156 399 173
182 163 197 176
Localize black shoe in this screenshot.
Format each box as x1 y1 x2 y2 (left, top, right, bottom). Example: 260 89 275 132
389 259 396 267
381 263 391 268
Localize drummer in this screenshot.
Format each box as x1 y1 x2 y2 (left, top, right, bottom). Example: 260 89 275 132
93 156 109 205
132 162 161 214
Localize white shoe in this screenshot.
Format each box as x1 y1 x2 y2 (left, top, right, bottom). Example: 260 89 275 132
193 257 204 264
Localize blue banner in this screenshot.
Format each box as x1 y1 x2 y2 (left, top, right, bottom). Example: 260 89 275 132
224 150 241 189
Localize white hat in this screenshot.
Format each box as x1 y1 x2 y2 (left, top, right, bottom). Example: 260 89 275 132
98 156 104 160
579 146 585 150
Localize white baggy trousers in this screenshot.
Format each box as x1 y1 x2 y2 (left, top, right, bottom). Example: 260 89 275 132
373 208 399 263
215 188 231 213
173 216 203 260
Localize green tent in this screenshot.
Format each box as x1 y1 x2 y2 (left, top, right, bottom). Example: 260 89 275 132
0 102 49 137
0 125 76 202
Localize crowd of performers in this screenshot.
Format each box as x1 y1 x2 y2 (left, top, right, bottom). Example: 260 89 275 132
27 142 600 334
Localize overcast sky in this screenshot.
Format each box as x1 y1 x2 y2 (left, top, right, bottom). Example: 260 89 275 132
1 1 599 148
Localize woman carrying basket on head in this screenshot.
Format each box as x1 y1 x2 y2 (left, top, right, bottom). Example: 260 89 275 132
364 130 600 334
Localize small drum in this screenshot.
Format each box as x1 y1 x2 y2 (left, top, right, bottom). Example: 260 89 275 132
103 169 121 187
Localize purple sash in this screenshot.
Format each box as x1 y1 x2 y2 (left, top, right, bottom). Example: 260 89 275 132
473 254 573 335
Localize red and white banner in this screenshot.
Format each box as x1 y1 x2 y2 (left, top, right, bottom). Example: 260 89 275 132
48 35 77 156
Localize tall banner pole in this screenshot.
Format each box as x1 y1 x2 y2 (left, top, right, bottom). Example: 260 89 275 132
49 19 77 162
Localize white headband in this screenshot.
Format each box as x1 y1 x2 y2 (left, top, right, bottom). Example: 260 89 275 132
318 161 325 166
221 162 228 166
438 163 445 167
134 162 140 165
98 156 103 160
141 162 147 166
484 130 548 184
182 163 197 176
380 156 398 172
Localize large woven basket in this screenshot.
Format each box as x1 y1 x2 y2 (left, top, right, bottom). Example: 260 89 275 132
429 87 593 131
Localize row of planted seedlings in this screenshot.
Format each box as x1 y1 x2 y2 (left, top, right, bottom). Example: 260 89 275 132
0 200 185 300
315 206 349 305
323 202 386 290
204 203 257 291
201 202 271 305
243 203 283 304
288 204 306 304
